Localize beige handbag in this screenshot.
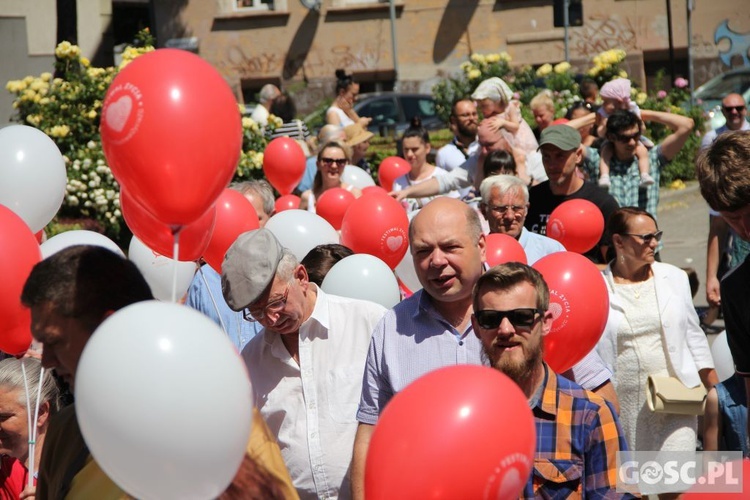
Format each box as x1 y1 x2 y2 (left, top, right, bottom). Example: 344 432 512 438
646 375 707 415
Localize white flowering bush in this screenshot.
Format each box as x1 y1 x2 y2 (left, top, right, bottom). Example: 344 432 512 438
236 114 280 179
5 29 275 242
5 32 156 242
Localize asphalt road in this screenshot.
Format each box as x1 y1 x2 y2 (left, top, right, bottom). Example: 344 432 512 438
656 181 711 310
655 181 729 346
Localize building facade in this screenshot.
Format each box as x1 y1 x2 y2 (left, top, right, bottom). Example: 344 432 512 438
3 0 749 119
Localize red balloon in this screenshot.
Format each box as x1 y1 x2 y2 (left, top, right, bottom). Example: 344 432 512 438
275 194 301 213
100 49 241 227
546 199 604 254
340 194 409 269
377 156 411 192
485 233 528 266
263 137 306 195
316 188 356 230
121 189 215 261
203 189 260 271
682 459 749 498
361 186 389 197
366 365 535 500
0 205 41 355
533 252 609 373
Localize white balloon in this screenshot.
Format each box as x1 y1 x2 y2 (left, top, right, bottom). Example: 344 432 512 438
76 301 253 500
395 245 422 294
41 230 125 259
711 330 735 382
128 237 197 302
394 210 422 294
342 164 375 188
265 209 339 261
321 254 400 308
0 125 67 232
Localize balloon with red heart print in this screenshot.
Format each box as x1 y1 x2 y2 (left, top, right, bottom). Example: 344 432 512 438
340 194 409 270
546 199 604 254
366 365 535 500
263 137 306 196
100 49 241 227
485 233 528 266
532 252 609 373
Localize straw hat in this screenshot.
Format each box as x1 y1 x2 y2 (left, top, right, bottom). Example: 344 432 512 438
344 123 374 147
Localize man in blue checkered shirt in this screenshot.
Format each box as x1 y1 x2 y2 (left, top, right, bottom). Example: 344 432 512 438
581 109 695 219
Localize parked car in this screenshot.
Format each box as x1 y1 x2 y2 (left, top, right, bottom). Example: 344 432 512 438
353 93 444 136
693 67 750 130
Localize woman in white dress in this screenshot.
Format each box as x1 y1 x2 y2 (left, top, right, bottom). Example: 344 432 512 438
325 69 371 129
299 141 361 213
597 207 718 457
391 117 459 213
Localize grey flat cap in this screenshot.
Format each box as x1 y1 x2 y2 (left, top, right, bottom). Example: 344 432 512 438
221 228 283 311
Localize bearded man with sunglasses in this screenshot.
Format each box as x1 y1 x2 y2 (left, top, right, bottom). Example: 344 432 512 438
472 263 632 498
222 228 387 500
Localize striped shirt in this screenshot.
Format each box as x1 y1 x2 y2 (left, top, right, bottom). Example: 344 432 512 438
527 363 633 499
356 289 484 424
269 119 311 142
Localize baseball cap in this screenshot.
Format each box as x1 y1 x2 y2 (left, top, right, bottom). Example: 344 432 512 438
221 228 283 311
537 125 581 151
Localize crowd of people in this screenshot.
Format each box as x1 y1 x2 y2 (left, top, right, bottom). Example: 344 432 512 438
2 67 749 499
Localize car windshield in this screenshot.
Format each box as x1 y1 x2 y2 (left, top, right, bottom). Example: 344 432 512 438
695 72 750 100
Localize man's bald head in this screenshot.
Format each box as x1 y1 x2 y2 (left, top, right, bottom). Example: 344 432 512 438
409 197 483 245
478 120 512 156
721 93 747 131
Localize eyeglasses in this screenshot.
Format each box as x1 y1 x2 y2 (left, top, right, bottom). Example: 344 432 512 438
613 132 640 143
623 230 663 244
474 308 543 329
722 105 746 113
243 283 291 323
320 158 347 167
489 204 526 216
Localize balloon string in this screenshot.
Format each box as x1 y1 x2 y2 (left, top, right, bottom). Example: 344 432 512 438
21 359 43 488
171 229 180 303
199 266 229 336
396 276 413 299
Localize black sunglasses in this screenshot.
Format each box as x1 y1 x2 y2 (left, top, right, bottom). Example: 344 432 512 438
722 105 746 113
474 308 543 329
623 230 663 244
320 157 347 167
614 131 640 143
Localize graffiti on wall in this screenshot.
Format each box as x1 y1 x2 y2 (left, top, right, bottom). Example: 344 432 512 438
222 43 381 81
714 20 750 67
570 14 637 58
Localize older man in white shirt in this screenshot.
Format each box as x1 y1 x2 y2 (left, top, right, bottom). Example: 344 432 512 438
222 229 386 500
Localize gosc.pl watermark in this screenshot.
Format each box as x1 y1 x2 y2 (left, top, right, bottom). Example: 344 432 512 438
616 451 744 495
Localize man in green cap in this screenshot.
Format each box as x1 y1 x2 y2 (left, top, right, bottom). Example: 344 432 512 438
525 124 619 264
